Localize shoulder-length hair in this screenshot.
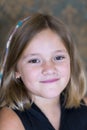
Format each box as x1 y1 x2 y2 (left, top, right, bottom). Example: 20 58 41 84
0 13 86 110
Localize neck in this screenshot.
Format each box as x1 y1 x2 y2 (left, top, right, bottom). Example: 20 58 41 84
34 96 60 110
34 96 61 130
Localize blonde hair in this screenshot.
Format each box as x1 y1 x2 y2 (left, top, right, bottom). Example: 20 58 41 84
0 13 86 110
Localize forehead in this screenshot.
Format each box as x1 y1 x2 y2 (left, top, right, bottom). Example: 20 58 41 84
22 29 67 56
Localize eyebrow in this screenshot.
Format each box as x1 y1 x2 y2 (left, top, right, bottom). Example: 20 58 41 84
55 49 67 53
22 53 40 60
22 49 68 59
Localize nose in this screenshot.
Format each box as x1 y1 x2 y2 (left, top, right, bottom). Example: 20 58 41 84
42 61 56 75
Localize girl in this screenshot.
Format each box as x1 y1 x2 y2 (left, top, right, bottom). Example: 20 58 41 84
0 13 87 130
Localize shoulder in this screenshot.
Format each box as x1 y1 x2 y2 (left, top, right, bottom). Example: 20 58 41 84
60 104 87 130
67 103 87 118
66 104 87 128
0 107 25 130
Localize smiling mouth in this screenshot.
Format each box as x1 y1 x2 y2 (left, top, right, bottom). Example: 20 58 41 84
40 78 59 83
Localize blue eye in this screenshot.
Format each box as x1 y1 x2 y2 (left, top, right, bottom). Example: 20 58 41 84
28 58 40 63
54 55 65 61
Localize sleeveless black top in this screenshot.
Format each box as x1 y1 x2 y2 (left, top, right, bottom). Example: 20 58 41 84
14 102 87 130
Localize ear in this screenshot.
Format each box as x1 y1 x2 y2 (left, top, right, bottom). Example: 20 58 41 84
15 72 21 79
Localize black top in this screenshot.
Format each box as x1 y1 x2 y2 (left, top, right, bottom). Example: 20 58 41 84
14 101 87 130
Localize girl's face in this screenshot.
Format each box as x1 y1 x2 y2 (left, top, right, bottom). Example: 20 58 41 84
16 29 70 101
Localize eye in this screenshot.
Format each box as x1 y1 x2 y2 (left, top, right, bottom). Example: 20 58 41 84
53 55 65 61
28 58 41 64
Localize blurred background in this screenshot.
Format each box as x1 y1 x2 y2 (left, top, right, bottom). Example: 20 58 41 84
0 0 87 71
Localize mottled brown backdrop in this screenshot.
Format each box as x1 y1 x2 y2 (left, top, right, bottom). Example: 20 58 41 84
0 0 87 71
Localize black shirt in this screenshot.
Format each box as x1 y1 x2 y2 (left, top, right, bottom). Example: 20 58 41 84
14 102 87 130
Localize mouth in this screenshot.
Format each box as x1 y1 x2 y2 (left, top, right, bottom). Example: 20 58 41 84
40 78 59 83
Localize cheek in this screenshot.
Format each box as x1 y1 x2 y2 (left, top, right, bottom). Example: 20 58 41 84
59 62 70 77
21 67 41 82
58 63 70 88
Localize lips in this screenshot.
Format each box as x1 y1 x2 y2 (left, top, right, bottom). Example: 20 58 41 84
40 78 59 83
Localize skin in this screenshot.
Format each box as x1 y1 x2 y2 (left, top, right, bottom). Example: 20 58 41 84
0 107 25 130
16 29 70 102
0 29 70 130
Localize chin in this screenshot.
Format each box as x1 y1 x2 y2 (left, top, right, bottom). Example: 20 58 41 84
43 91 61 99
